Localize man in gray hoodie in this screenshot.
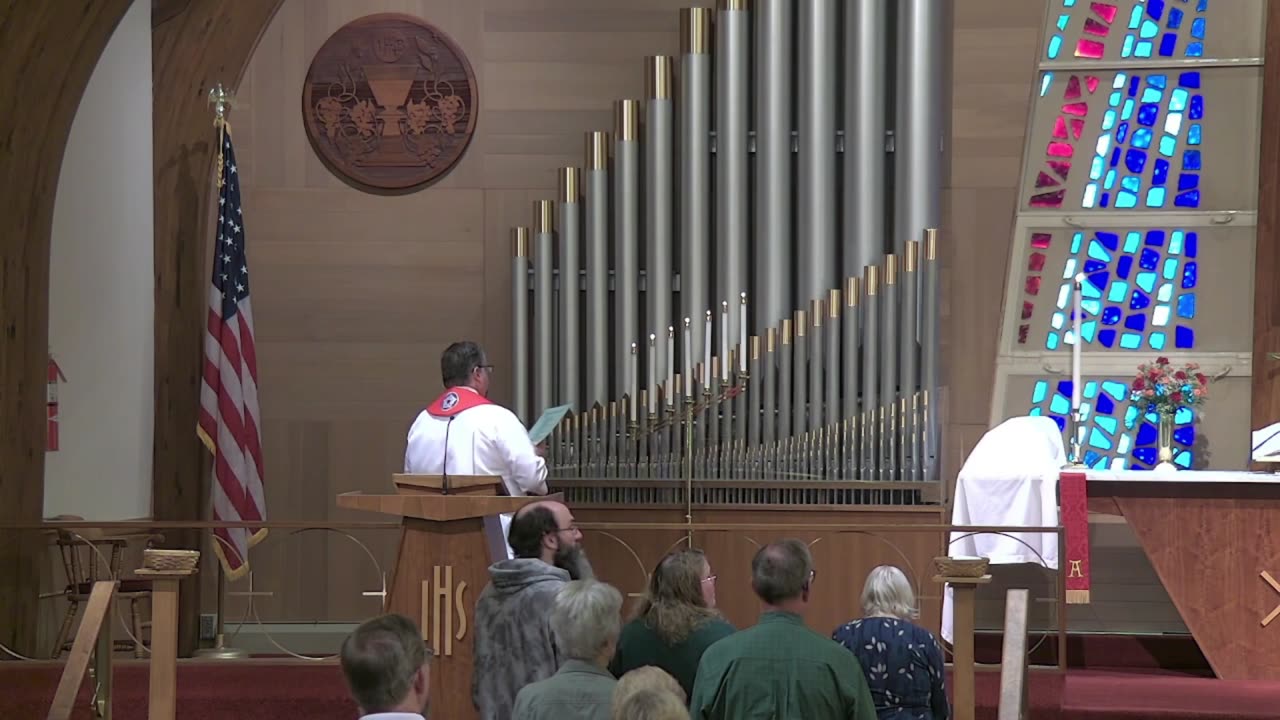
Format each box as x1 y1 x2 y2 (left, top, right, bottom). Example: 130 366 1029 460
472 499 593 720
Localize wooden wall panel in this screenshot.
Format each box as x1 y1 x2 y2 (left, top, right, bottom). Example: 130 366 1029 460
0 0 134 656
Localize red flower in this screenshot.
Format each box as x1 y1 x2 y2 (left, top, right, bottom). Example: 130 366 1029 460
1171 391 1183 403
1157 356 1170 365
1175 370 1187 380
1133 377 1146 390
1195 373 1207 384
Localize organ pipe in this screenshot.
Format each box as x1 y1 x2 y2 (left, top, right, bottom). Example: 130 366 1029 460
798 0 838 305
680 9 713 371
557 167 581 410
895 0 950 255
846 0 889 275
512 227 530 424
585 132 610 407
645 56 675 394
533 201 554 417
614 100 640 404
755 0 792 332
716 0 748 351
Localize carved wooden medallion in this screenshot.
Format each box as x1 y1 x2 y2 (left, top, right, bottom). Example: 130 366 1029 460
302 14 478 192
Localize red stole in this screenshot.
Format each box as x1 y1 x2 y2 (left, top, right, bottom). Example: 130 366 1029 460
426 387 492 418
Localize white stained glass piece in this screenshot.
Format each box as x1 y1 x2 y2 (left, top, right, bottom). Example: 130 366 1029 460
1165 112 1183 136
1153 305 1171 326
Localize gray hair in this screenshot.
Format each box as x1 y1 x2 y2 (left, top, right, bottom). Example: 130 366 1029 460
550 579 623 660
750 539 813 605
861 565 918 620
339 614 429 713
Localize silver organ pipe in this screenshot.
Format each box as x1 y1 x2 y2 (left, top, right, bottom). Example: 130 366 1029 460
511 3 944 488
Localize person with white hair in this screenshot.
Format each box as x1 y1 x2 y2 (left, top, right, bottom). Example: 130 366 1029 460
512 579 624 720
832 566 949 720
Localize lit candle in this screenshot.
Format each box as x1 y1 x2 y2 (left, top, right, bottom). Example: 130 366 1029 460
648 333 657 415
629 342 638 422
703 310 712 389
720 301 730 382
666 326 675 406
683 317 693 395
739 292 748 374
1072 274 1083 411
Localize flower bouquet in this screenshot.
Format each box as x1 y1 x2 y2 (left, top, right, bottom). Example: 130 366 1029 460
1129 356 1209 470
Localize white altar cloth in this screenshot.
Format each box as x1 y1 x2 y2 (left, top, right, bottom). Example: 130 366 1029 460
941 416 1065 643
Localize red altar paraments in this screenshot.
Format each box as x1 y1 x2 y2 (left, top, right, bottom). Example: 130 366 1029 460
46 354 66 452
1060 470 1091 603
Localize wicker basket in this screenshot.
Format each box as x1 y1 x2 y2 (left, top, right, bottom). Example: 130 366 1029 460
143 549 201 573
933 555 989 578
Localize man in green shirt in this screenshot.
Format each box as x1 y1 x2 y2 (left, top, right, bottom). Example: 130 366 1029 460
689 539 878 720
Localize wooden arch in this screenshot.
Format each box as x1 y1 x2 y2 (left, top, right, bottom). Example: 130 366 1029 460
0 0 285 655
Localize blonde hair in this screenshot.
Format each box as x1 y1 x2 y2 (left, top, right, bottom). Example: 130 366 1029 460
634 549 719 645
861 565 918 620
551 580 623 660
613 667 688 720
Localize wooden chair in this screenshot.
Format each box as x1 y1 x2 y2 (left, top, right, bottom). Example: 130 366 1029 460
50 526 160 659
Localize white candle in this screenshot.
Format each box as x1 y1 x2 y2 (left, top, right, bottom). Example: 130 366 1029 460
703 310 712 389
1072 274 1083 411
683 318 693 395
648 334 657 415
629 342 638 422
666 326 675 406
720 301 730 382
739 292 748 374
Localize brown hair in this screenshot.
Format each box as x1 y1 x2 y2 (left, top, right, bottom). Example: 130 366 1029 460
634 548 719 645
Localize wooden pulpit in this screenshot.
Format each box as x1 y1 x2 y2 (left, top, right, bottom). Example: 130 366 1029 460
337 476 557 720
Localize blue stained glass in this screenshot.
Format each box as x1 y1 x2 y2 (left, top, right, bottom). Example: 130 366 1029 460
1124 232 1142 253
1140 248 1160 270
1116 256 1134 279
1116 121 1130 143
1098 232 1119 251
1158 135 1175 158
1090 157 1104 180
1104 111 1118 132
1159 34 1177 57
1170 89 1189 112
1141 87 1163 104
1096 394 1116 416
1150 75 1167 90
1150 332 1167 350
1058 14 1070 30
1131 290 1151 310
1129 76 1141 97
1147 187 1167 207
1186 232 1198 258
1108 281 1129 303
1180 72 1201 89
1102 307 1122 325
1175 190 1201 207
1132 128 1153 149
1129 3 1144 28
1170 231 1184 255
1056 380 1073 399
1189 95 1204 120
1103 381 1126 400
1191 17 1205 38
1122 175 1141 193
1120 333 1142 349
1090 428 1114 451
1174 426 1196 446
1100 192 1111 208
1125 149 1147 173
1158 284 1173 302
1137 423 1158 446
1122 35 1136 57
1064 0 1076 6
1041 74 1054 97
1084 259 1108 274
1148 0 1165 20
1081 281 1102 300
1177 294 1196 319
1183 150 1201 170
1048 36 1063 59
1071 233 1084 254
1105 169 1117 190
1137 272 1157 293
1140 19 1159 38
1084 185 1099 208
1137 40 1154 58
1188 124 1202 145
1122 98 1135 120
1176 406 1193 425
1082 321 1098 342
1110 147 1122 168
1178 173 1199 191
1110 90 1123 107
1197 0 1208 12
1138 104 1159 127
1175 453 1192 469
1117 192 1138 209
1088 272 1111 292
1186 42 1203 57
1163 258 1179 280
1124 405 1141 429
1125 314 1147 331
1168 7 1184 29
1175 326 1194 348
1133 448 1158 466
1153 159 1170 185
1089 241 1111 262
1182 261 1197 288
1115 74 1128 90
1098 329 1116 347
1050 394 1070 415
1032 381 1048 404
1145 230 1166 247
1047 334 1060 350
1084 298 1102 315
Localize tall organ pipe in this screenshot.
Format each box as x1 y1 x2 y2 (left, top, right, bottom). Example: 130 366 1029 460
716 0 749 349
845 0 889 274
557 167 582 410
680 9 713 370
894 0 949 256
754 0 792 332
900 241 920 479
880 255 899 480
921 228 940 482
862 266 880 478
533 201 555 415
798 0 838 304
585 132 610 407
842 277 861 423
512 227 530 424
614 100 640 403
645 56 675 389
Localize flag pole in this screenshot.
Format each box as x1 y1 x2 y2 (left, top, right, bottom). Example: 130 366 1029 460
193 83 248 661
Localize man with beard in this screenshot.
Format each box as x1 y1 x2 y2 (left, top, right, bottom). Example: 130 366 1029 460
472 500 594 720
340 614 433 720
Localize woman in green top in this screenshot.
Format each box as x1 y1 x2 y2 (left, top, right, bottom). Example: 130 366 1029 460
609 548 735 697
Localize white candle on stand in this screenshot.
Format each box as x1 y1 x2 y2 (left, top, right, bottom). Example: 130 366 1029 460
720 301 730 382
683 318 693 394
629 342 637 422
666 326 675 406
703 310 712 389
1072 274 1084 411
739 292 748 374
648 334 657 415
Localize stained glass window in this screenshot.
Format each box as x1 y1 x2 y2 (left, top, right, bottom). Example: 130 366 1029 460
1047 0 1209 61
1029 378 1194 469
1020 229 1198 351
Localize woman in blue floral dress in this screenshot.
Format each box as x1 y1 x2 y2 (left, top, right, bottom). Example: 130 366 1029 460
832 566 949 720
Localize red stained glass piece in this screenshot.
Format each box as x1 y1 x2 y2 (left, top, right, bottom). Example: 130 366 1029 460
1025 277 1042 295
1047 160 1072 180
1030 190 1067 208
1035 171 1061 188
1061 102 1089 117
1018 325 1030 344
1029 252 1047 272
1083 17 1110 37
1090 2 1118 24
1065 75 1082 100
1075 39 1105 59
1053 117 1070 139
1086 76 1100 93
1031 233 1053 249
1070 118 1086 140
1022 301 1035 320
1047 142 1074 158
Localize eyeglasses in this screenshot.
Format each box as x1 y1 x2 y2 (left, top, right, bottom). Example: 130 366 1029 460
552 524 579 534
475 364 495 374
701 574 718 584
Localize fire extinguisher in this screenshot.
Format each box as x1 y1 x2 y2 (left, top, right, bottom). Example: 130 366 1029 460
47 353 66 452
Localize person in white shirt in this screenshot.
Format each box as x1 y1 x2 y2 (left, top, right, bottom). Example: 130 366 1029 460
404 341 549 555
339 613 432 720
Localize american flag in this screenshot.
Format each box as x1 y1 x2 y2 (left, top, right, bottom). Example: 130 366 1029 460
197 122 266 580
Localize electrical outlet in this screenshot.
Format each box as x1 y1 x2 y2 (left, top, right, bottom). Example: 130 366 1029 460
199 613 217 641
